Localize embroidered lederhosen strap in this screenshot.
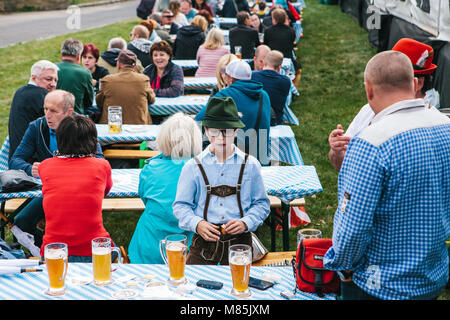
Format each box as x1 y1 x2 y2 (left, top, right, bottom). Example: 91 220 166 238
194 154 249 221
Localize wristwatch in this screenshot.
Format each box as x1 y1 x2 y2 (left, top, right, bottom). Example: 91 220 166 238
336 270 353 281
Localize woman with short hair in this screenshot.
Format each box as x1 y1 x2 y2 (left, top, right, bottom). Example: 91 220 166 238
195 28 230 77
81 43 109 93
128 113 203 264
38 114 114 262
143 40 184 97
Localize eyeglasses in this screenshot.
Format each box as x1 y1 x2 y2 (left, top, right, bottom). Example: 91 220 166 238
208 128 236 137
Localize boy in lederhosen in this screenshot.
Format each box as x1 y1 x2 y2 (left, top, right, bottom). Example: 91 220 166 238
173 97 270 265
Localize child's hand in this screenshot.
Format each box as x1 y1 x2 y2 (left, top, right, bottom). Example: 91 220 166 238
197 220 221 242
224 220 247 235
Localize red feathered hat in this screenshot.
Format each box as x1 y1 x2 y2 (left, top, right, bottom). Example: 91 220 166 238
392 38 437 75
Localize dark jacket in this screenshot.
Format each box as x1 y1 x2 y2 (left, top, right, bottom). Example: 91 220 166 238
217 0 250 17
100 48 120 67
264 23 296 60
8 84 47 160
251 69 291 126
92 65 109 92
229 24 260 59
127 39 153 68
136 0 155 19
174 25 205 60
9 116 104 176
143 61 184 97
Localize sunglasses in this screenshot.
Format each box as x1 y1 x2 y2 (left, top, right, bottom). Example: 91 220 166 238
208 128 236 137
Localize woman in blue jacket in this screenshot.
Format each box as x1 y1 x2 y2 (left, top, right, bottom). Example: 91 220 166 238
128 113 203 264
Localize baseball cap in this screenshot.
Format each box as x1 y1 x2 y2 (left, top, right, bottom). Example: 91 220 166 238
225 59 252 80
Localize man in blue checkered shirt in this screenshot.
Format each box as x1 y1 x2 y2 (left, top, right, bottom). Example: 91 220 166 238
323 50 450 300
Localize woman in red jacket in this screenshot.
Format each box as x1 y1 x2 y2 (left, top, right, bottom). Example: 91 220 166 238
39 114 114 262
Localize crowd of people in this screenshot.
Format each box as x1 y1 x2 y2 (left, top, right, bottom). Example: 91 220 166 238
3 0 449 300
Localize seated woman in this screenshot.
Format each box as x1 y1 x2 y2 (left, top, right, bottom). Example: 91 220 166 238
139 19 162 43
169 0 189 26
196 28 230 77
81 43 110 94
128 113 203 264
38 115 114 262
209 53 238 97
192 0 213 17
173 15 208 60
143 41 184 98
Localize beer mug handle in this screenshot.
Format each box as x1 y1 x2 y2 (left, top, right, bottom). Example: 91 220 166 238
60 255 68 283
111 247 122 271
159 240 168 265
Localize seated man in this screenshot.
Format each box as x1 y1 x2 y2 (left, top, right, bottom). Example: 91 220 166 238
195 59 271 166
251 50 291 126
97 50 155 125
229 11 260 59
127 25 153 68
161 9 180 35
9 90 104 248
56 38 94 115
180 0 198 22
8 60 59 160
247 44 270 71
217 0 250 18
173 97 270 265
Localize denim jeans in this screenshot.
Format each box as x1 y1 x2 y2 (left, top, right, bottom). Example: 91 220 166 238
13 198 45 247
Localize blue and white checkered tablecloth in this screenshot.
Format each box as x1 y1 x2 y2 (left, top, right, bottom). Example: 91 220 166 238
0 263 333 300
108 165 321 202
149 93 299 126
96 124 303 166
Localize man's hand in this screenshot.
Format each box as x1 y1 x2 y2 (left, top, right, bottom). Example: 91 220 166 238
196 220 221 242
223 220 247 235
329 124 351 153
31 162 40 177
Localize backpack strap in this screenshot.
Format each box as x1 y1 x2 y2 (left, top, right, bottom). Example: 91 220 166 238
236 154 249 218
194 156 211 221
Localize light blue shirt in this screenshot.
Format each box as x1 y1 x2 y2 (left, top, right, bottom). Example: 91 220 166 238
172 145 270 234
49 128 57 154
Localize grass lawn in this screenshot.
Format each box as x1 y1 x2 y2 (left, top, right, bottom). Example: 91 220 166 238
0 0 448 299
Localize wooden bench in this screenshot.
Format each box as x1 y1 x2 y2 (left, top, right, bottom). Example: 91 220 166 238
102 149 161 160
253 251 296 267
2 196 305 252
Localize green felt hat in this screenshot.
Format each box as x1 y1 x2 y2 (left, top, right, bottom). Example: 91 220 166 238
202 97 245 129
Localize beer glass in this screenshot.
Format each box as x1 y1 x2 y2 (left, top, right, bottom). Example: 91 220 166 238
297 228 322 247
108 106 122 133
234 46 242 59
159 234 187 286
229 244 252 298
44 242 68 296
92 237 121 286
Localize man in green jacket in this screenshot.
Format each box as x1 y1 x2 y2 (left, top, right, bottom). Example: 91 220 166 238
56 38 94 115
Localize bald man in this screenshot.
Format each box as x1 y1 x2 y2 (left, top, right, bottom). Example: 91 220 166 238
323 51 450 300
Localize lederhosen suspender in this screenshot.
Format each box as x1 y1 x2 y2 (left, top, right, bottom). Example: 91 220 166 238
193 154 249 221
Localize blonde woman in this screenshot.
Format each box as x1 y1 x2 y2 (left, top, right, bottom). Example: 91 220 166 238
195 28 230 77
174 15 208 60
128 113 203 264
209 53 238 97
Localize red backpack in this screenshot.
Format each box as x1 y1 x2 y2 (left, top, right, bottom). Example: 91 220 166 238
293 238 340 297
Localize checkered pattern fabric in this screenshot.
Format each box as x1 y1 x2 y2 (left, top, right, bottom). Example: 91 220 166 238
324 123 450 300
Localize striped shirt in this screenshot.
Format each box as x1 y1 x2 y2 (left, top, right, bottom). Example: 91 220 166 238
323 99 450 300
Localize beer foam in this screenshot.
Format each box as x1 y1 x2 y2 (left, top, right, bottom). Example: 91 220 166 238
166 242 186 252
230 254 251 266
92 247 111 255
45 248 66 260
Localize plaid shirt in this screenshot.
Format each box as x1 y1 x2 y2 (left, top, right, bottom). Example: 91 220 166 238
324 99 450 300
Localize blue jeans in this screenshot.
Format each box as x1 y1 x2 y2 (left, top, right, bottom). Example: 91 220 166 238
13 198 45 247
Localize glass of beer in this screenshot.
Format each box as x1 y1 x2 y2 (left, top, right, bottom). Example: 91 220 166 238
234 46 242 59
92 237 121 286
44 242 68 296
159 234 187 286
108 106 122 133
229 244 252 298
